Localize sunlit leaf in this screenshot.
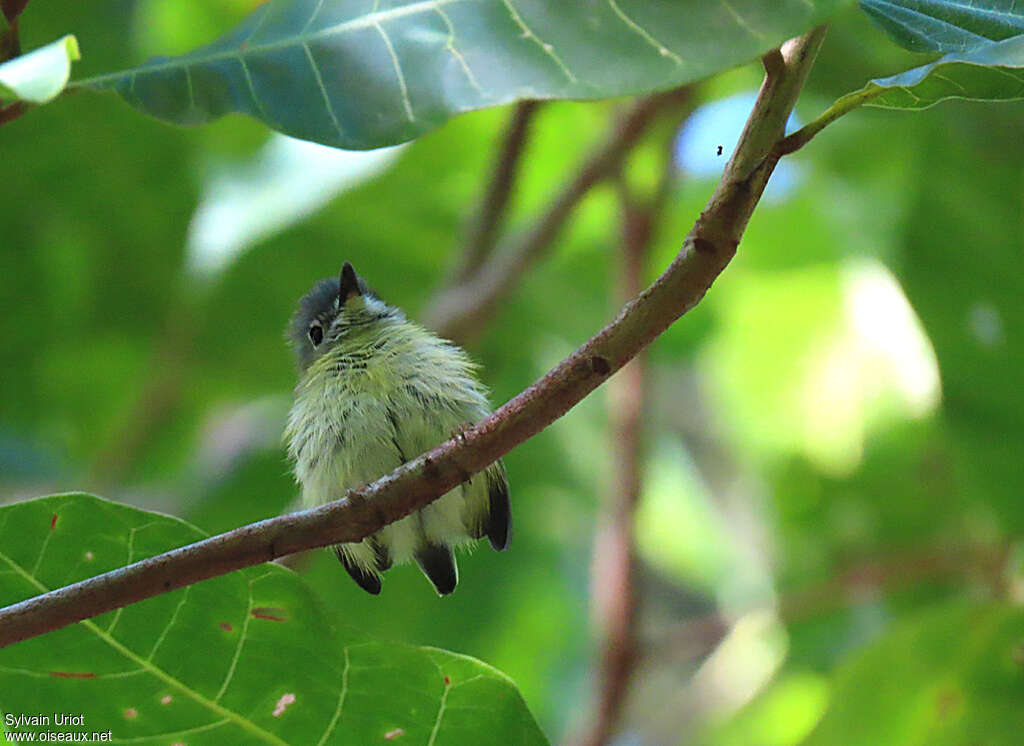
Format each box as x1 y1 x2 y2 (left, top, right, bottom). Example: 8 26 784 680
0 34 80 104
0 494 548 745
73 0 848 149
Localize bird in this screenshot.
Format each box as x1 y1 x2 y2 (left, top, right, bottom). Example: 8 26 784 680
284 262 510 595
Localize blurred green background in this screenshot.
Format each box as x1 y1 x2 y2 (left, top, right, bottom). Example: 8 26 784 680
3 1 1023 744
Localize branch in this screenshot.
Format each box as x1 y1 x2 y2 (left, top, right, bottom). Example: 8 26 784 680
0 26 827 649
423 87 691 343
1 15 21 61
1 0 30 24
454 100 541 282
0 100 27 125
571 175 656 746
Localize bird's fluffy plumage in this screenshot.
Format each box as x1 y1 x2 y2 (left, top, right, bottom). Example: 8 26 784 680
284 264 510 595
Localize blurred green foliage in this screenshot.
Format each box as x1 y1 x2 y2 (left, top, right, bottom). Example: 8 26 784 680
3 1 1024 744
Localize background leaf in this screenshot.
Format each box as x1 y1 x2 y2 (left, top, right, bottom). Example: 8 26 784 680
74 0 848 148
0 494 547 745
804 602 1024 745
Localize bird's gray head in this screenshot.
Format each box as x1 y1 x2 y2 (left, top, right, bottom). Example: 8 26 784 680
288 262 401 371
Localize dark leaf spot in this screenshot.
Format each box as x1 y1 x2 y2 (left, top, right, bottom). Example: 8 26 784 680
50 671 95 679
219 622 233 632
443 676 450 686
252 607 288 622
49 514 57 530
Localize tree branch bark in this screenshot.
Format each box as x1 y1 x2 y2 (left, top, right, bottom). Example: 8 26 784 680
572 174 655 746
454 100 541 283
0 26 828 649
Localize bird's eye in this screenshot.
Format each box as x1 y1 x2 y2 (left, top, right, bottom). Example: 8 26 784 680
308 322 324 346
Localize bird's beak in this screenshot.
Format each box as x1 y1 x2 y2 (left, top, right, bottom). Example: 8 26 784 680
339 262 362 305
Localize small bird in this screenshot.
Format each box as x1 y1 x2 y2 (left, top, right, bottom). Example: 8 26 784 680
284 262 511 595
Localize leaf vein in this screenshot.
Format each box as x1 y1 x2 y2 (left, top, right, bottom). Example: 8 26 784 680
316 645 351 745
425 675 451 746
435 5 484 96
500 0 577 84
303 42 346 138
607 0 682 65
719 0 766 40
214 580 254 703
374 21 417 123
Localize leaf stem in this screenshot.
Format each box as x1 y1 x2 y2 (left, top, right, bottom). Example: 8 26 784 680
777 84 883 155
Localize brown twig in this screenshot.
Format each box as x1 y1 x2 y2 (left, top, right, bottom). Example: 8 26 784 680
1 0 30 24
423 87 691 344
0 26 827 649
455 100 541 282
573 178 655 746
1 15 21 60
0 100 27 125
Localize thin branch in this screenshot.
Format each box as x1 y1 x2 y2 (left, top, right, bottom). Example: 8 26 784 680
1 14 21 60
423 87 692 344
0 100 27 126
0 26 827 649
454 100 541 282
1 0 30 24
572 175 655 746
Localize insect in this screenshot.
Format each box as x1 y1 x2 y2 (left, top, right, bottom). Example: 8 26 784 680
284 263 510 595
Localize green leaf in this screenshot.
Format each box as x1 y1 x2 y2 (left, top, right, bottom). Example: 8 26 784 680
804 602 1024 745
860 31 1024 110
861 0 1024 53
0 34 80 104
0 494 548 745
73 0 847 149
809 4 1024 129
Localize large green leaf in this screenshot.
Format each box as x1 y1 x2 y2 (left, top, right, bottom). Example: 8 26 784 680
0 35 80 104
861 0 1024 53
804 602 1024 745
0 494 547 745
73 0 847 149
862 33 1024 109
809 2 1024 128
